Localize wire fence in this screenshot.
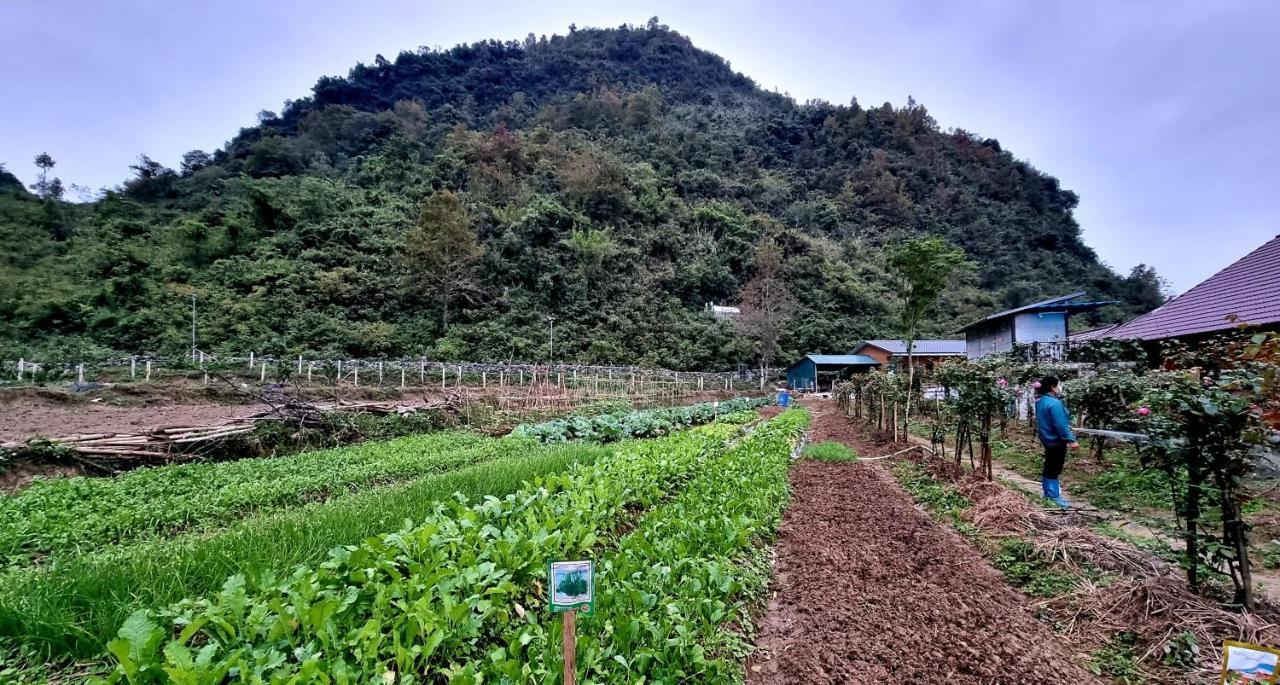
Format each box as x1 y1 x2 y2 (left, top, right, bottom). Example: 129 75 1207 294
3 351 769 397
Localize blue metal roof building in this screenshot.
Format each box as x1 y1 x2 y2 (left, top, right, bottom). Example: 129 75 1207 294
785 354 881 392
954 292 1116 359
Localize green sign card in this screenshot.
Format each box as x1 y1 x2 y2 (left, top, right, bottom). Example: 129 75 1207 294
548 560 594 614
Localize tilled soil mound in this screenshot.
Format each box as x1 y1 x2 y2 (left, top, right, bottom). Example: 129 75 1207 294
747 401 1102 684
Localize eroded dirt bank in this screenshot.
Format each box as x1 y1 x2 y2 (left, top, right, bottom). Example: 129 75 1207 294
747 401 1101 684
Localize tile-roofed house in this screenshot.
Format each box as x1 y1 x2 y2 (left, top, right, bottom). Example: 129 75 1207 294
1109 234 1280 341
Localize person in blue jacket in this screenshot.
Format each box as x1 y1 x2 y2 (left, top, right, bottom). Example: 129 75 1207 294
1034 375 1079 508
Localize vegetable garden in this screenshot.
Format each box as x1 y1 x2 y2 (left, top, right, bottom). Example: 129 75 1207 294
0 396 796 683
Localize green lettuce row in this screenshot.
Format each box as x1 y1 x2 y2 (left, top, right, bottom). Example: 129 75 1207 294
511 396 769 443
102 424 741 683
480 408 810 683
0 430 520 567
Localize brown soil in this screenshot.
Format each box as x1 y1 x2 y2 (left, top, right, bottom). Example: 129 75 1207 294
0 397 272 443
746 400 1102 684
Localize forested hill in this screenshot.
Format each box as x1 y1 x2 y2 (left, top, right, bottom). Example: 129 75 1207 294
0 22 1165 369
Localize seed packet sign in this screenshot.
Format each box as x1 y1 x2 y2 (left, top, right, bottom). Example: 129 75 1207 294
1221 641 1280 683
548 560 594 614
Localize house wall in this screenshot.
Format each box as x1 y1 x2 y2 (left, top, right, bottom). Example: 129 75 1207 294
966 321 1014 359
786 359 816 390
859 347 892 366
1013 311 1067 344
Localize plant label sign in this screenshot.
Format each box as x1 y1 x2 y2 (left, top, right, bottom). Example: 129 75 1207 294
1221 640 1280 683
548 560 593 614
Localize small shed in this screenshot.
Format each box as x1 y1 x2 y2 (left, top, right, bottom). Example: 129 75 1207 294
785 354 881 392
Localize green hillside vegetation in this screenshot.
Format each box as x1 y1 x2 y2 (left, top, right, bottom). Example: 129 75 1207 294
0 21 1165 368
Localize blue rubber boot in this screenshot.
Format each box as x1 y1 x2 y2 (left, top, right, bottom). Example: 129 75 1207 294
1041 478 1070 509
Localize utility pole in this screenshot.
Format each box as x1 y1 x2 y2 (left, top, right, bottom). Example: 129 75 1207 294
190 294 197 363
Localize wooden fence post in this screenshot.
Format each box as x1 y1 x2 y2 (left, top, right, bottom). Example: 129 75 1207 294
354 365 359 386
337 359 342 383
249 352 254 369
297 356 303 374
145 360 152 381
307 361 314 382
441 365 446 388
16 358 22 382
378 361 384 383
401 366 406 388
131 357 137 379
260 363 266 383
77 364 84 384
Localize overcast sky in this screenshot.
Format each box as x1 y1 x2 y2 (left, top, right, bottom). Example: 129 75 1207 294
2 0 1277 292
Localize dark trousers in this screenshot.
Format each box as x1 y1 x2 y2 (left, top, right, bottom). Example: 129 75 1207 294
1042 443 1067 480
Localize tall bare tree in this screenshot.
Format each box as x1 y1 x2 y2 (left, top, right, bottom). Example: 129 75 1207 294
736 237 797 382
400 191 484 329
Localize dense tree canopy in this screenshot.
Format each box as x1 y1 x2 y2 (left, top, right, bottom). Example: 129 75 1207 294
0 23 1164 368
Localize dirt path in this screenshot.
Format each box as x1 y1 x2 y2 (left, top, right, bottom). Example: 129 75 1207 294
747 402 1102 684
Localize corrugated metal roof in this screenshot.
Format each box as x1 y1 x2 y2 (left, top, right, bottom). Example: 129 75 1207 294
853 339 966 356
955 292 1085 332
788 354 881 369
954 292 1117 332
1109 234 1280 340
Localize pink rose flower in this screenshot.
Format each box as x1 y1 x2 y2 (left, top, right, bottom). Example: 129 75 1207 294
1137 406 1151 416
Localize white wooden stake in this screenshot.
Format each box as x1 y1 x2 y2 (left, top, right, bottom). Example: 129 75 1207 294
482 371 487 388
353 366 359 386
456 365 462 386
441 365 446 388
337 359 343 383
130 357 137 379
378 361 384 383
146 360 152 381
400 366 406 388
297 356 303 374
419 360 425 384
249 352 254 369
260 364 266 382
16 358 23 382
77 364 84 384
307 361 313 382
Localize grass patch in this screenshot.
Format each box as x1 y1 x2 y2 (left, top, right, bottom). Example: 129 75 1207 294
1074 450 1175 512
0 442 610 661
991 538 1079 598
802 441 857 462
891 461 970 527
1086 631 1142 683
